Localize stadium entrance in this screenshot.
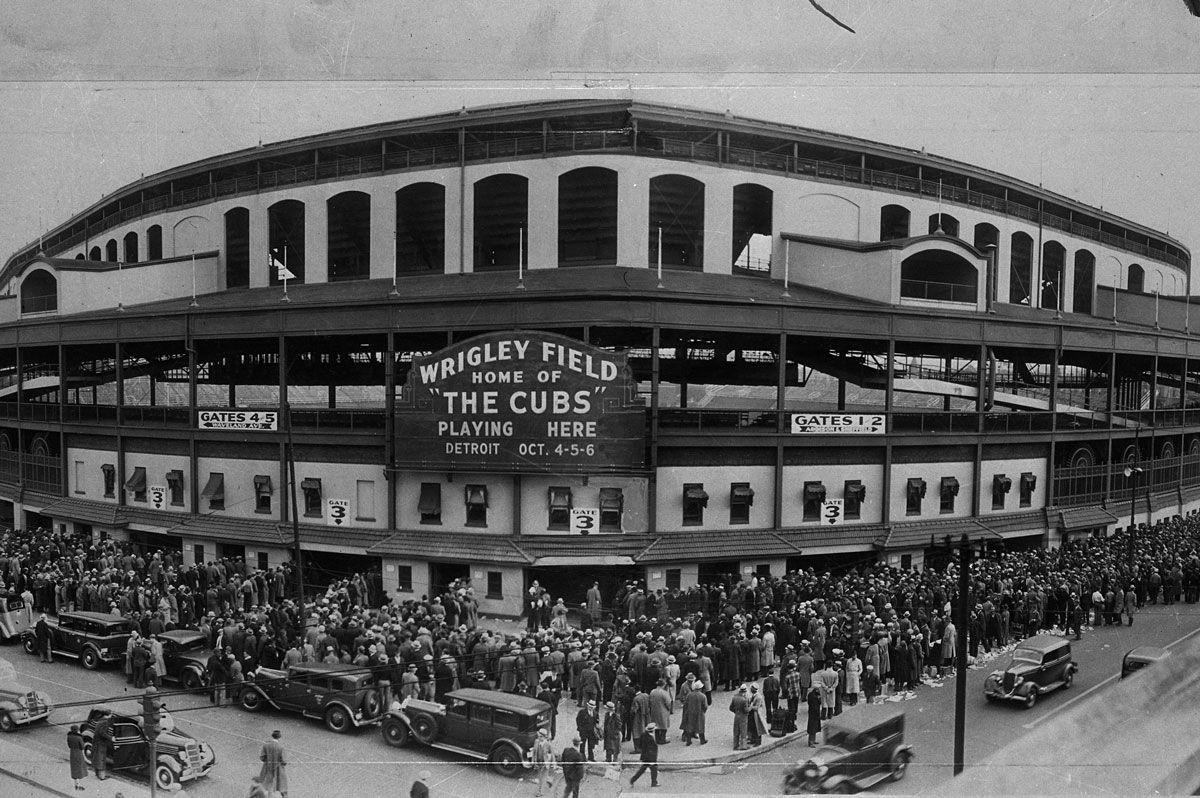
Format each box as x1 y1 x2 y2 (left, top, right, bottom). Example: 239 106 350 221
430 561 470 597
129 529 183 557
301 551 382 600
525 565 640 620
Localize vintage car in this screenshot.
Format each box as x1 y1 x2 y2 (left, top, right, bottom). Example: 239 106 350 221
0 595 33 642
380 688 551 777
984 634 1077 708
158 629 214 690
21 611 134 670
1121 646 1170 679
782 707 913 794
239 662 384 732
78 704 216 790
0 656 52 732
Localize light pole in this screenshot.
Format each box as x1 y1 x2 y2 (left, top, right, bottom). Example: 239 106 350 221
1124 463 1144 570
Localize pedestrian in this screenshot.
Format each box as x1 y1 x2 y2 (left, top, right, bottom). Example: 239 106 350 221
631 686 650 754
649 679 672 745
531 728 555 797
67 724 86 791
729 684 749 751
410 770 431 798
806 686 823 747
259 729 288 798
681 679 708 746
575 700 600 762
1123 584 1138 626
35 613 52 663
602 701 623 762
92 709 113 780
845 651 862 705
762 668 780 717
747 684 768 746
560 735 586 798
628 722 659 788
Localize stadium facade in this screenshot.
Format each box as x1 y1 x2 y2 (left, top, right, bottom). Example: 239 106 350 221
0 99 1194 616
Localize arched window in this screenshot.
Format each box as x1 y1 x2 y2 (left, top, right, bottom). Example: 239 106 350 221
1041 241 1065 310
20 270 57 314
928 213 959 238
29 435 50 458
147 225 163 261
88 246 101 261
1009 232 1034 305
558 168 618 267
900 250 978 303
473 175 528 272
1073 250 1095 314
879 204 910 241
75 253 84 260
224 207 250 289
731 183 772 276
1128 263 1145 293
123 231 139 264
396 183 445 275
328 191 372 282
105 239 118 262
973 223 999 252
649 174 704 270
268 200 306 285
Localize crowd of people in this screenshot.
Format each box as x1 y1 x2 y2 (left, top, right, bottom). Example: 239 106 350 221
3 512 1200 788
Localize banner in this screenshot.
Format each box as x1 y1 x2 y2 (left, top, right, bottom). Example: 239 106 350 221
790 413 884 435
198 409 278 431
326 499 349 526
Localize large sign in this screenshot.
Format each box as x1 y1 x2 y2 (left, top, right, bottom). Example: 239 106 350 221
571 508 601 535
820 499 844 526
326 499 348 526
790 413 884 435
198 409 278 431
395 331 645 473
149 486 167 511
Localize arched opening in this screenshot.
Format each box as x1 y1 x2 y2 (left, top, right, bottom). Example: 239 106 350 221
1009 231 1034 305
973 223 999 252
649 174 704 270
147 225 163 260
1073 250 1095 314
928 213 959 238
1041 240 1065 310
900 249 978 303
395 183 445 275
20 270 57 314
75 253 84 260
558 168 617 267
731 183 772 276
879 204 910 241
123 231 139 263
105 239 118 262
473 174 528 272
327 191 372 282
1128 263 1145 293
29 435 50 458
224 207 250 289
268 199 306 285
88 246 101 261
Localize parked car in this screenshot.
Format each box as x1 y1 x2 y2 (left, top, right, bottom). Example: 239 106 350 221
1121 646 1169 679
21 611 133 670
782 707 913 793
78 704 215 790
158 630 214 691
380 688 552 777
239 662 384 732
984 634 1078 708
0 595 33 643
0 656 52 732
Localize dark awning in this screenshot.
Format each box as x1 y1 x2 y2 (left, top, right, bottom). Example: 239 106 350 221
418 483 441 514
465 485 488 507
906 478 926 497
599 487 623 511
166 469 184 485
802 482 826 501
684 486 709 506
940 477 960 496
731 484 755 505
1020 473 1038 488
845 480 866 501
200 472 224 501
253 475 273 494
548 486 572 509
124 468 146 492
301 478 321 492
993 474 1012 493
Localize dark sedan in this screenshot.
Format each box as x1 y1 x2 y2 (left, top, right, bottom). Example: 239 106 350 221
158 630 215 691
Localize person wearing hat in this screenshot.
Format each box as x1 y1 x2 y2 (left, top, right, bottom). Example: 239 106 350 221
258 729 288 798
681 679 708 746
537 677 561 740
530 728 556 797
559 735 586 798
728 684 750 751
410 769 432 798
629 722 660 788
576 699 601 761
649 678 673 745
602 700 623 762
631 685 651 754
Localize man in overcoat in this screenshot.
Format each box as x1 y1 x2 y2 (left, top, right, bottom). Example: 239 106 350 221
681 679 708 745
649 679 673 744
259 729 288 798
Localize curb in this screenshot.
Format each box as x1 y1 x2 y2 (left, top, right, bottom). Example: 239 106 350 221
583 731 805 775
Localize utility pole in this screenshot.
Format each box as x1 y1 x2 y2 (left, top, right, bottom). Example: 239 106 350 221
142 686 161 798
931 533 972 776
285 401 303 604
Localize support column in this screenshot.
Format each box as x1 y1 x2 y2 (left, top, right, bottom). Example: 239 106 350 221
882 340 895 525
527 174 557 270
704 182 733 275
618 170 650 269
369 189 395 280
385 332 397 532
249 201 270 288
278 335 290 527
649 327 660 535
1047 347 1059 508
305 193 329 284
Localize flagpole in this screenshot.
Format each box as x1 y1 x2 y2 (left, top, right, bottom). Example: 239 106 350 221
517 226 525 290
389 230 400 297
116 260 125 312
189 252 198 307
656 225 664 289
781 238 791 298
281 245 290 303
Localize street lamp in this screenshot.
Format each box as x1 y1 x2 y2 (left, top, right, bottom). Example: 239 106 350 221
1041 278 1063 320
1123 463 1145 570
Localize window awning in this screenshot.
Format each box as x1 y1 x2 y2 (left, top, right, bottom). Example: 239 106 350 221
465 485 488 507
1020 473 1037 488
993 475 1012 493
166 469 184 485
253 475 273 494
301 478 321 492
200 473 224 501
731 484 755 505
419 483 441 514
845 481 866 501
599 487 624 511
940 477 960 496
802 482 826 501
907 478 926 497
684 486 709 506
124 468 146 492
548 486 572 509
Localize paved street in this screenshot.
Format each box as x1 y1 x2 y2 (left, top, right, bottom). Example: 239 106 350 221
1 601 1197 797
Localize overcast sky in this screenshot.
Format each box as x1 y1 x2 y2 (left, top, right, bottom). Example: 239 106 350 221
2 0 1198 272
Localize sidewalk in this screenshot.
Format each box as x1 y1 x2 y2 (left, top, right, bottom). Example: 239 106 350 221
0 734 151 798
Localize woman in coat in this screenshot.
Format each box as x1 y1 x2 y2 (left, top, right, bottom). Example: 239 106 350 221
806 686 823 747
67 725 87 790
746 684 768 746
844 652 863 705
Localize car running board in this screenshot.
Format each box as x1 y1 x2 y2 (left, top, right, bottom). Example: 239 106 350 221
428 742 488 761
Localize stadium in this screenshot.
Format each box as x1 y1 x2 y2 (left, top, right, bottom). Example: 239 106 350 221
0 98 1194 617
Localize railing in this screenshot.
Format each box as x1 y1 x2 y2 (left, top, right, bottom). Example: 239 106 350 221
120 405 192 426
19 295 57 314
658 408 780 431
289 408 387 431
900 279 976 304
1054 454 1198 507
0 451 62 494
62 404 120 424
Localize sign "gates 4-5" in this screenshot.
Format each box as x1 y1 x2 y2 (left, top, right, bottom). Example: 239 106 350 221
820 499 844 526
197 410 278 431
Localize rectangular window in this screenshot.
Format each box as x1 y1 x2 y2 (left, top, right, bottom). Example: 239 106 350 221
905 478 926 516
74 460 85 494
101 464 116 498
396 565 413 592
755 563 771 577
1020 472 1036 507
254 475 273 514
125 467 147 502
729 482 754 525
599 487 624 533
465 484 488 527
356 479 375 521
166 469 184 506
901 553 913 570
547 486 572 530
419 483 442 525
992 474 1012 510
200 472 225 511
802 481 826 522
301 478 322 517
682 483 708 526
843 480 865 520
256 551 269 571
193 544 204 565
487 570 503 599
666 568 681 591
939 477 960 514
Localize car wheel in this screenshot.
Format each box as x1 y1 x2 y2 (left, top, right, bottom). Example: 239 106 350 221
382 717 410 747
0 713 15 733
182 670 202 692
362 688 382 718
409 713 439 745
889 750 911 782
1023 687 1038 709
489 743 523 778
1064 669 1074 688
82 740 94 763
325 705 351 734
21 637 37 656
240 689 263 712
154 761 179 790
81 648 100 670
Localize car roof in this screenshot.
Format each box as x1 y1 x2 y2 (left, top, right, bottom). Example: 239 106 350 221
1124 646 1169 661
61 612 132 626
1014 634 1071 652
289 663 370 676
159 629 206 643
446 688 552 715
822 705 905 735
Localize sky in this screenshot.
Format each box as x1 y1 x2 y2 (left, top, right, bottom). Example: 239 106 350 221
1 0 1199 271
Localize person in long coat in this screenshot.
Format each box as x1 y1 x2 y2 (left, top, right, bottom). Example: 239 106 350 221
67 725 87 789
728 685 749 751
806 686 823 746
631 687 651 754
92 710 113 779
747 684 768 746
259 729 289 798
680 680 707 745
940 620 957 677
602 702 623 762
844 652 863 705
649 680 673 744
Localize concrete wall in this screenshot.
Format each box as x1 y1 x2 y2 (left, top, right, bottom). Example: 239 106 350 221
655 465 775 533
394 471 515 534
781 463 886 527
889 460 975 521
518 474 649 535
978 457 1048 515
195 456 282 520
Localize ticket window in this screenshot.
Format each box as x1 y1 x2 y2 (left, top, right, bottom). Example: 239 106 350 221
465 485 488 527
802 482 826 522
599 488 623 533
844 481 865 520
548 486 572 530
682 484 708 526
729 483 754 525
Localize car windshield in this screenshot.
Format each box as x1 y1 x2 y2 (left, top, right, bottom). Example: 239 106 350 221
824 728 853 748
1012 648 1040 664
